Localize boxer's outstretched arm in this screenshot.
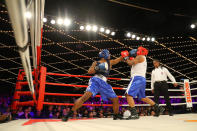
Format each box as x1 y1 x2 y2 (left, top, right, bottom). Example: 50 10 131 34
110 56 123 66
126 55 144 66
88 61 97 74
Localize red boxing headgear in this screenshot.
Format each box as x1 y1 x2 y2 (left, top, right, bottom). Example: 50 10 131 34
137 46 148 56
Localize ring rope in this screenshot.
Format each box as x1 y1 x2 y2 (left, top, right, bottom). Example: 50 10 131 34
42 102 196 107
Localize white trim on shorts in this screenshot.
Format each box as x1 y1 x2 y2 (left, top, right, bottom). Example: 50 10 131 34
94 74 107 82
126 76 135 94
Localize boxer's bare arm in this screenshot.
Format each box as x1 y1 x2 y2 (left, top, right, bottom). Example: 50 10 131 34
88 61 97 74
125 55 144 67
110 56 123 66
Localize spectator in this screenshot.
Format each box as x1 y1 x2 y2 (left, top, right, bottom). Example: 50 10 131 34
140 112 145 116
28 107 34 118
0 102 8 114
73 111 78 119
62 108 67 116
20 108 31 119
66 107 70 113
99 110 104 118
83 109 89 118
78 111 83 118
99 113 104 118
3 107 11 116
92 109 97 118
89 112 94 118
44 106 54 118
164 110 169 115
54 111 61 119
57 106 62 113
17 107 24 118
146 107 151 116
151 111 155 116
0 113 12 123
35 110 43 118
144 109 148 116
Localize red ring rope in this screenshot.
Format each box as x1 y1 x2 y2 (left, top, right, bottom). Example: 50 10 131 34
45 82 124 90
46 72 122 80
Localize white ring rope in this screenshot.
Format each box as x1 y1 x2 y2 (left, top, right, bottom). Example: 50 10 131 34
119 102 197 107
119 95 197 98
117 78 197 85
190 88 197 91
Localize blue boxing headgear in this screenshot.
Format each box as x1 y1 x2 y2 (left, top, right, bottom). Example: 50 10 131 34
129 49 137 57
99 49 110 59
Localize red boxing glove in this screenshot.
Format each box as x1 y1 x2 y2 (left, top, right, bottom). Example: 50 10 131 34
121 50 129 60
129 57 134 60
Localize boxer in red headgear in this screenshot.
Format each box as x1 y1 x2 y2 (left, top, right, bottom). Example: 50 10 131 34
136 46 148 56
121 46 164 119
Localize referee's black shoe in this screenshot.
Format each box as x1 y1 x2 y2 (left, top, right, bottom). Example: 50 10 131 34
169 111 174 116
154 104 165 117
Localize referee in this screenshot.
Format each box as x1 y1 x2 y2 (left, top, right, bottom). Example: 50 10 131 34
151 59 178 116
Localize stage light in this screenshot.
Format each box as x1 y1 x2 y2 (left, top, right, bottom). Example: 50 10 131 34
80 25 84 30
126 32 131 37
50 19 55 24
25 12 32 19
43 18 47 22
151 37 155 41
105 29 110 34
136 36 140 40
63 18 71 26
100 27 105 32
142 37 145 41
86 25 92 31
111 32 115 36
131 34 136 38
147 37 150 41
57 18 63 25
190 24 196 29
92 25 98 32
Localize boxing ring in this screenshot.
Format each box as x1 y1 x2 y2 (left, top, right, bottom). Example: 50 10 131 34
12 71 197 110
5 71 197 131
4 0 197 112
2 0 197 131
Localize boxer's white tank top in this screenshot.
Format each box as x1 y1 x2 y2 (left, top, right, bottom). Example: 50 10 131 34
130 56 147 78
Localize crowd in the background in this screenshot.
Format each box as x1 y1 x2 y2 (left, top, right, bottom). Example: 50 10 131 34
0 95 197 121
6 105 170 119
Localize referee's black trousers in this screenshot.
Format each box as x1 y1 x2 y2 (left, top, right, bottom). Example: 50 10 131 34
154 81 172 112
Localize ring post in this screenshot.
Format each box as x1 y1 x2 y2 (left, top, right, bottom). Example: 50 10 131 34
37 66 47 111
183 79 192 108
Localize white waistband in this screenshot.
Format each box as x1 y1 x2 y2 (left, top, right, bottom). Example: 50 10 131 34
94 74 107 82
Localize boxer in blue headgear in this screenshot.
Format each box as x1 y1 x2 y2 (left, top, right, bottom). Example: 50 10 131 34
129 49 137 57
99 49 110 59
96 49 111 77
62 49 124 121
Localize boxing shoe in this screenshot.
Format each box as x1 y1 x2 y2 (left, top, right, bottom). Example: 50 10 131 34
113 114 123 120
126 107 139 120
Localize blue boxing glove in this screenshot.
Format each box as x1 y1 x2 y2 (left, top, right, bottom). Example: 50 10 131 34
95 62 108 72
129 49 138 57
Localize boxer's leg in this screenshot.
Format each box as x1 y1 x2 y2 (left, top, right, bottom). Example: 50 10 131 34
72 91 93 111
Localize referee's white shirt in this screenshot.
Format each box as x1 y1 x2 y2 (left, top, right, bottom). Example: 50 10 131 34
151 66 176 90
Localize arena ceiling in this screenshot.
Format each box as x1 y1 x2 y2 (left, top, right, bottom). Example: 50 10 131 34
0 0 197 94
